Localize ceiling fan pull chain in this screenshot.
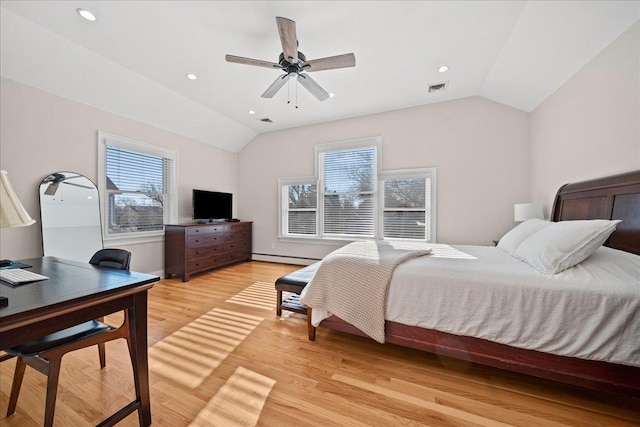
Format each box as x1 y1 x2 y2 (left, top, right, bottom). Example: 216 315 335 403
295 80 299 109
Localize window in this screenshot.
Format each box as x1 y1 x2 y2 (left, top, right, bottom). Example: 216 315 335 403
278 137 436 242
319 144 377 238
98 132 177 242
380 169 436 241
279 177 318 236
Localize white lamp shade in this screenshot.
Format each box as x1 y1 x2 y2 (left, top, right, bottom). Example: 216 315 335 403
0 170 36 228
514 202 543 222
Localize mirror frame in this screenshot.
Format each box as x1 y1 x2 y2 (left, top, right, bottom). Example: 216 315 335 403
39 171 104 262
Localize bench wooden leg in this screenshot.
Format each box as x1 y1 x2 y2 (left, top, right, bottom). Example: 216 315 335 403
276 290 283 316
307 308 316 341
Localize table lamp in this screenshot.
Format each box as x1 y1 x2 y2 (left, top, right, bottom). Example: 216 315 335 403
0 169 36 267
514 202 544 222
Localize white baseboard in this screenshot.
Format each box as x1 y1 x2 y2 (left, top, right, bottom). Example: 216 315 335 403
251 254 319 266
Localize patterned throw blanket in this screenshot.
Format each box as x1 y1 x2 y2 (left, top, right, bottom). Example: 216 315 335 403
300 241 431 343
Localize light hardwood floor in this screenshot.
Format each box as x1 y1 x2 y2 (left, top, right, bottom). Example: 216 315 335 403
1 261 638 426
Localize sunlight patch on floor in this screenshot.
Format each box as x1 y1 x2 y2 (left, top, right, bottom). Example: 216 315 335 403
188 366 275 427
149 308 263 388
226 281 275 310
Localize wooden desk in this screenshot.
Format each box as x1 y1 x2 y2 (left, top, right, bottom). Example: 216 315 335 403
0 257 159 426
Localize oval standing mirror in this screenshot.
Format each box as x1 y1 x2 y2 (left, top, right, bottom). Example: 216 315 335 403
39 172 103 262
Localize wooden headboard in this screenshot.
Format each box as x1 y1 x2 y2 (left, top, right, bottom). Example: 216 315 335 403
551 170 640 255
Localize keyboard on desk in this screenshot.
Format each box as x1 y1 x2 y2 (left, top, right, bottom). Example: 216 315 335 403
0 269 49 287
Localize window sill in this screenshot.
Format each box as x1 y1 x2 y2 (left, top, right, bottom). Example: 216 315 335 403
278 235 432 245
277 236 373 246
103 233 164 246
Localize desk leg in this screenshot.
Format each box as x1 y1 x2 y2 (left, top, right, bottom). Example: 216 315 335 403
129 291 152 426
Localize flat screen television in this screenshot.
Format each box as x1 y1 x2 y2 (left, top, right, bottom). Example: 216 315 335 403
192 190 232 222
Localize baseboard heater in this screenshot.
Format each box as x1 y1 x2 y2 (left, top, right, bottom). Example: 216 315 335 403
251 253 321 266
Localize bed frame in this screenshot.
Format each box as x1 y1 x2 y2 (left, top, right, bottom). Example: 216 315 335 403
314 170 640 397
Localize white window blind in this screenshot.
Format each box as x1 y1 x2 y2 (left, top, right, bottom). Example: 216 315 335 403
321 146 376 237
98 132 177 241
281 181 318 236
382 177 429 240
380 168 436 242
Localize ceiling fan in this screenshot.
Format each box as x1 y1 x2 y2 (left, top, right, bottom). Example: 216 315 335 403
42 173 93 196
225 16 355 102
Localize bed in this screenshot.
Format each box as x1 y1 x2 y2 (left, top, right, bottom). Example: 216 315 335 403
302 170 640 398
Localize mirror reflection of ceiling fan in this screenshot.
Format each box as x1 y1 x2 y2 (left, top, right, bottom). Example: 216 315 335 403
43 173 93 196
226 16 355 102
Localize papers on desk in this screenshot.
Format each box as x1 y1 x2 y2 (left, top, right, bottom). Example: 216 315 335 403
0 269 49 287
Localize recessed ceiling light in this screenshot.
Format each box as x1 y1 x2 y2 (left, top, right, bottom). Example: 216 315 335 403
329 93 335 98
76 8 97 22
186 73 197 80
248 110 256 115
438 65 449 73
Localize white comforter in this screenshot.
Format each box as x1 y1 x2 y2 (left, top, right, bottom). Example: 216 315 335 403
313 243 640 367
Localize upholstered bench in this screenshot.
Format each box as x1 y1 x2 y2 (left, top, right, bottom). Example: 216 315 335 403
275 262 319 340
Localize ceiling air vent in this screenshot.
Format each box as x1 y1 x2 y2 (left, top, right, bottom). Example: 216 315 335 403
428 81 448 93
259 117 273 123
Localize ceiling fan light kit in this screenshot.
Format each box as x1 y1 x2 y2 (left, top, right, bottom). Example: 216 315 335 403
226 16 355 103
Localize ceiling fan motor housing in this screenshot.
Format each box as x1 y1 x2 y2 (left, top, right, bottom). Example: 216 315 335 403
279 51 306 75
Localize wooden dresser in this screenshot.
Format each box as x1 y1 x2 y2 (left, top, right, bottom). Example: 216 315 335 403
164 222 252 282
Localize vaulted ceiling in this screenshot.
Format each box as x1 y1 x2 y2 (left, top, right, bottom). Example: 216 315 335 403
1 1 638 152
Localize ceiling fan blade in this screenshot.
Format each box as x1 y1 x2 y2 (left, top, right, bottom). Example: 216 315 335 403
261 74 290 98
303 53 356 72
298 74 330 101
63 181 94 190
44 182 59 196
225 54 281 69
276 17 298 63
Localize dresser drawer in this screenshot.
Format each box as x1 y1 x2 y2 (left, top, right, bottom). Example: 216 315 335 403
187 233 223 248
226 222 251 231
224 240 250 253
225 250 251 263
187 255 224 273
187 244 224 260
225 229 250 242
187 225 225 236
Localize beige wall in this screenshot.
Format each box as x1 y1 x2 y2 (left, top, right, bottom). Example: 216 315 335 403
0 77 237 274
530 22 640 216
238 96 530 261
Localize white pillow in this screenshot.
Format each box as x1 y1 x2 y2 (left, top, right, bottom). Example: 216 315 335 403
497 218 550 256
514 219 621 275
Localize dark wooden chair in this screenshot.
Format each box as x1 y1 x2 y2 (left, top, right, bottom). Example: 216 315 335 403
5 249 133 427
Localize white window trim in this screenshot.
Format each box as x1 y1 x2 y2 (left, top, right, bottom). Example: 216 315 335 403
278 137 437 244
315 137 381 239
277 136 438 246
97 131 178 245
378 167 437 243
